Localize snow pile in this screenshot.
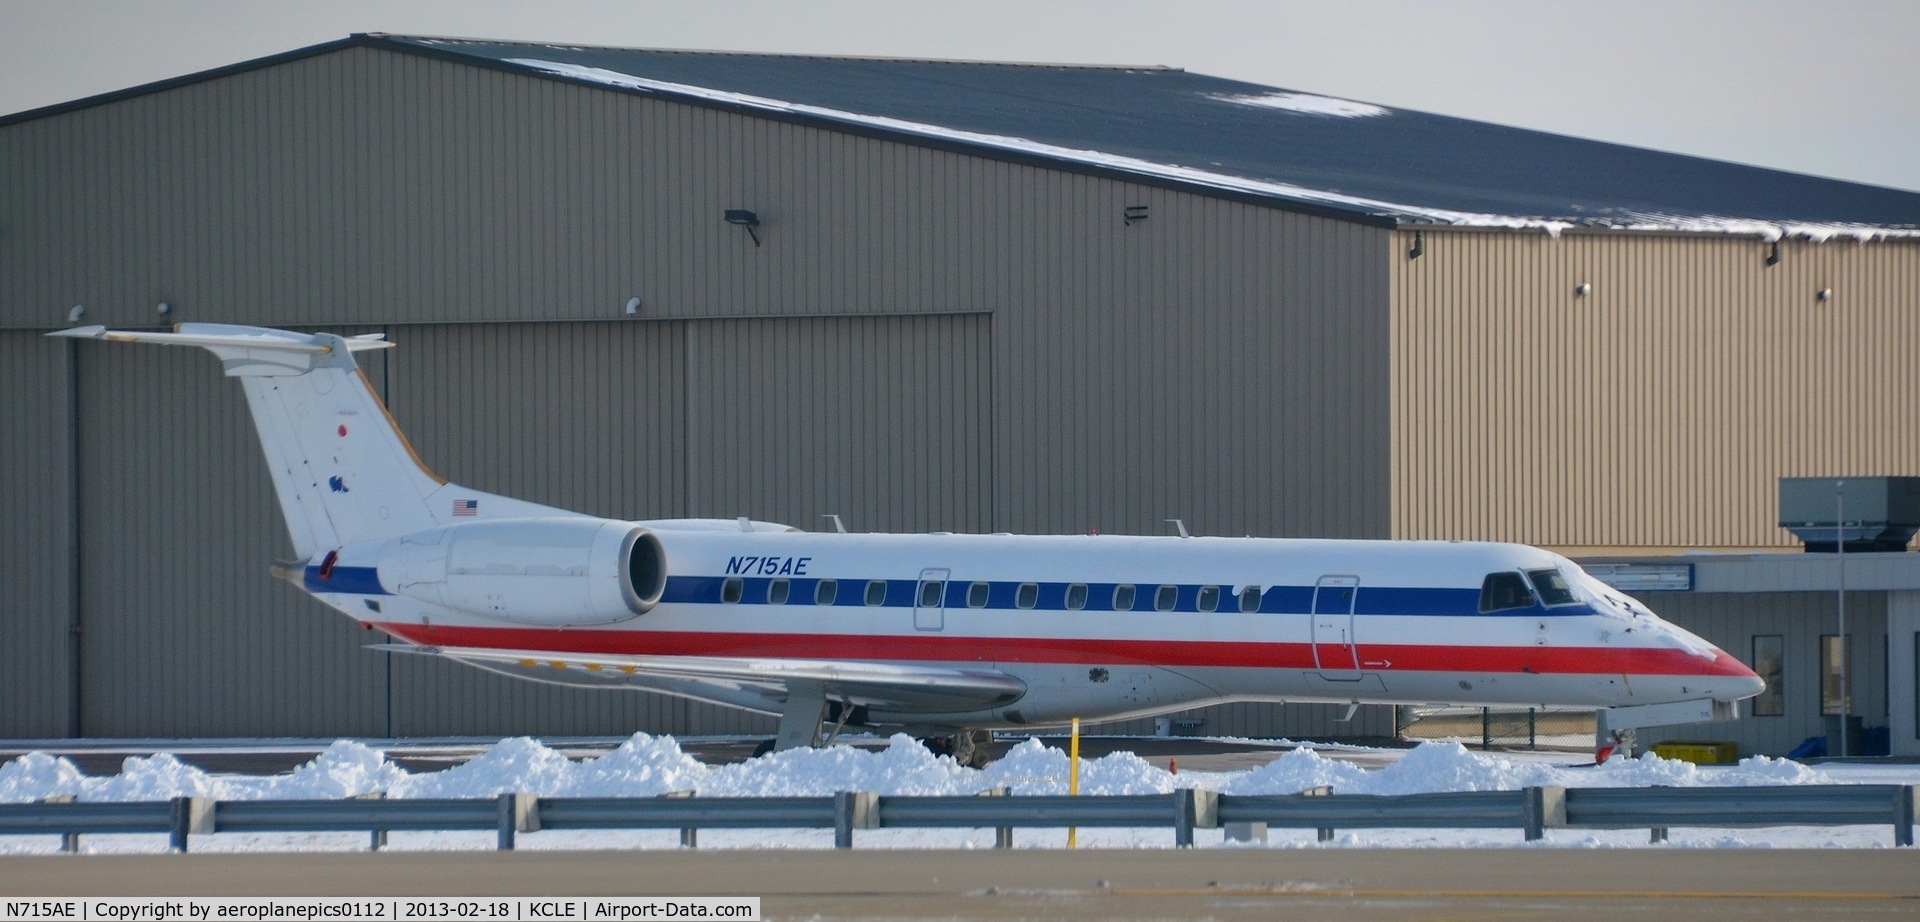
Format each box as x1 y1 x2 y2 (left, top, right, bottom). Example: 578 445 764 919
0 736 1833 806
1208 91 1389 118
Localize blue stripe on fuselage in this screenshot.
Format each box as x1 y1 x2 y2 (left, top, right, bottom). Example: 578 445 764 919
669 576 1579 618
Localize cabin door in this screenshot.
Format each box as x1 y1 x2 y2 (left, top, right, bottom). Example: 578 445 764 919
1311 575 1362 681
914 568 949 631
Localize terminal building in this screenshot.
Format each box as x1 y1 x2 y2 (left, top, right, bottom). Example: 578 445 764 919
3 35 1918 754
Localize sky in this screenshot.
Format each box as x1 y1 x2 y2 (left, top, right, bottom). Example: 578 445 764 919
2 1 1918 195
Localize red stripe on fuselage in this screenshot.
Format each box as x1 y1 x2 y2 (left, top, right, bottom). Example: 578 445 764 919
372 622 1756 678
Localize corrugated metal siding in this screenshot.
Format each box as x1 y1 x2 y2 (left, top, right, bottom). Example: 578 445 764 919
0 332 75 737
991 180 1393 538
685 314 994 532
73 332 391 736
1391 230 1920 553
1 43 1396 739
0 46 1005 330
1640 591 1886 757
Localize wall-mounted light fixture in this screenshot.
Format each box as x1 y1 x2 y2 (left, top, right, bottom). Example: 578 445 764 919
67 305 84 324
1817 288 1833 302
723 209 762 246
1575 282 1592 297
156 301 172 317
1408 231 1425 260
1124 205 1149 226
624 296 642 317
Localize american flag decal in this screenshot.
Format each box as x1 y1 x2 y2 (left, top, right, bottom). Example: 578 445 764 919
453 499 479 516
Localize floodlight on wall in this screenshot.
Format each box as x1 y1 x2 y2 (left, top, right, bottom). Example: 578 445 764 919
724 209 762 246
67 305 84 324
156 301 172 317
1124 204 1149 226
1575 283 1592 297
624 296 642 317
1817 288 1834 302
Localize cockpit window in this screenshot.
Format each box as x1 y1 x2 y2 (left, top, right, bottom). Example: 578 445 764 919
1526 568 1579 606
1478 572 1535 613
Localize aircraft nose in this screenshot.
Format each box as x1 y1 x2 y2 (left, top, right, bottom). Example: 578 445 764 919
1703 646 1766 702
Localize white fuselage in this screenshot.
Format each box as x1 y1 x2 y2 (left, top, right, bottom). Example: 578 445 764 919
306 526 1763 730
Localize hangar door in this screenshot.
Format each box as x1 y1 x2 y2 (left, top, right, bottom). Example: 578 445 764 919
684 313 994 535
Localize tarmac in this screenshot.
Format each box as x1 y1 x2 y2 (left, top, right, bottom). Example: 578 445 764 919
1 847 1913 920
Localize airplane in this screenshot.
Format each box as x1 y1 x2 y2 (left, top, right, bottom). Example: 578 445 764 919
52 322 1763 765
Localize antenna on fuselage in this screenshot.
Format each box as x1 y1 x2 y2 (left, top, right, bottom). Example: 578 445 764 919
822 514 849 534
1165 518 1190 538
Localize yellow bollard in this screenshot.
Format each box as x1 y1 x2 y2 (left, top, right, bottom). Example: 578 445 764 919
1068 717 1081 849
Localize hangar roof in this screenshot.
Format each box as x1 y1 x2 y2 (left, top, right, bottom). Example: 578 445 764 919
14 33 1920 238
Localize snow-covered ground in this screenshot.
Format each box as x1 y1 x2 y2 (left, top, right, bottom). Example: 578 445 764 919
2 735 1914 853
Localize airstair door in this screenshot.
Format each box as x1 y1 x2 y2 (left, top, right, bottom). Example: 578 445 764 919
1311 575 1362 681
914 568 949 631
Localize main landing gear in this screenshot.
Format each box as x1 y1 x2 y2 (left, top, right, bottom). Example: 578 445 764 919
921 729 995 768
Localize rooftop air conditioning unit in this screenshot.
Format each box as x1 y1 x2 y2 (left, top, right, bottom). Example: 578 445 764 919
1779 476 1920 553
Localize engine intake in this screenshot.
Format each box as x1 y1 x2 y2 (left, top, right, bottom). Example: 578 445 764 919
377 518 666 625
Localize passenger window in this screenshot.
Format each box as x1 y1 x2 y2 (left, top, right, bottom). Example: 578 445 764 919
721 577 743 604
1066 583 1088 611
1478 572 1535 613
919 579 944 608
815 578 838 605
1155 585 1177 612
1114 584 1136 611
768 579 790 605
1015 582 1038 609
1526 569 1578 606
1197 586 1220 613
865 579 888 606
968 581 990 608
1239 585 1262 612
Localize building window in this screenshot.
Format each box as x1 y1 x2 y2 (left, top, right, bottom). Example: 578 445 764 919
865 580 889 606
1065 583 1088 611
768 579 790 605
1015 582 1038 609
1821 634 1851 716
1750 634 1783 717
815 579 838 606
721 577 743 604
1113 584 1136 611
967 581 990 608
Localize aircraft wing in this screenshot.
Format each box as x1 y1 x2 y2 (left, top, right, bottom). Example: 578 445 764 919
372 644 1027 714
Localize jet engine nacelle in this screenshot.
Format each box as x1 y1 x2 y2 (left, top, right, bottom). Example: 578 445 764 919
376 517 667 625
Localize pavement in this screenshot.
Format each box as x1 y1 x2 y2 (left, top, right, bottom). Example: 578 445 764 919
1 847 1913 920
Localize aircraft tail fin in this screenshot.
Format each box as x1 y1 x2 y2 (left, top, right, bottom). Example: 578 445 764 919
52 323 574 559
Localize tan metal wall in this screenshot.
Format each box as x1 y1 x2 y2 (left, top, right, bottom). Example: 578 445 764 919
1391 230 1920 554
0 43 1394 738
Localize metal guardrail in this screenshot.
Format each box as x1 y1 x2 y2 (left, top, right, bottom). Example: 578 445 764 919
1 784 1912 852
